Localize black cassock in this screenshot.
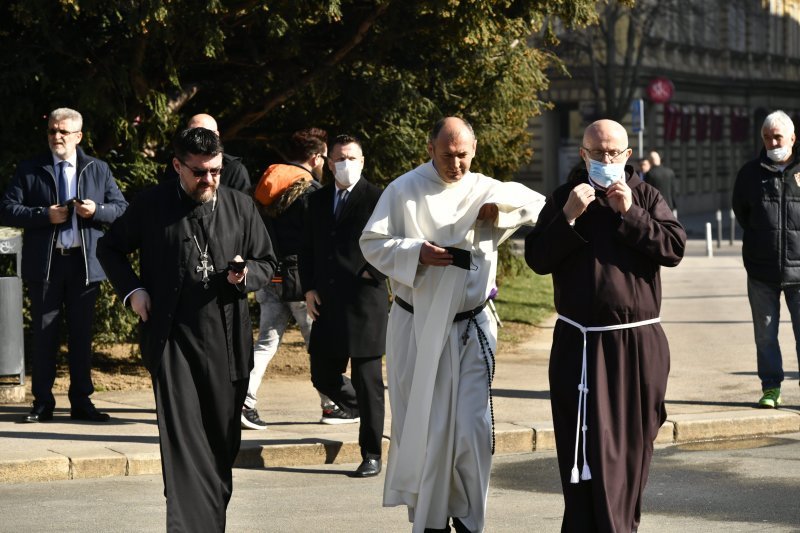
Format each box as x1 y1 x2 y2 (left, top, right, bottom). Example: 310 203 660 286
98 183 276 532
525 168 686 533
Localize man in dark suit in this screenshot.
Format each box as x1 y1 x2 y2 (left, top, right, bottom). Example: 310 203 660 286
0 107 127 423
300 134 388 477
646 151 677 211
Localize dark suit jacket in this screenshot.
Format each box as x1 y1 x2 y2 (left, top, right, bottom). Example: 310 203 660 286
300 178 388 358
0 147 128 283
645 165 676 210
96 183 276 379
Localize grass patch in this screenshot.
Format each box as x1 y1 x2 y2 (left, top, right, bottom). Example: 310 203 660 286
493 267 554 345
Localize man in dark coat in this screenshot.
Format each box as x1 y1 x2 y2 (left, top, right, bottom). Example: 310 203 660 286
96 128 276 532
160 113 251 193
300 134 388 477
0 107 127 423
646 151 677 211
525 120 686 533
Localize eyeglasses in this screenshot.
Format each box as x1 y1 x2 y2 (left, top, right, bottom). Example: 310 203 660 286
582 146 629 162
179 159 223 178
47 128 81 137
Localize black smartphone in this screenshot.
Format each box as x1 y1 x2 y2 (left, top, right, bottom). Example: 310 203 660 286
228 260 246 273
59 197 83 208
444 247 471 270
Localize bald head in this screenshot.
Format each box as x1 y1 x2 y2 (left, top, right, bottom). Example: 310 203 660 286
648 151 661 166
427 117 477 183
429 117 476 143
583 119 628 149
580 119 631 169
187 114 219 136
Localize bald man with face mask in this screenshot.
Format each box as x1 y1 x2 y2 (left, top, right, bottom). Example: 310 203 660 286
525 119 686 533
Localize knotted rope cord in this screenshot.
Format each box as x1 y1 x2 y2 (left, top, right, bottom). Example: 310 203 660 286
556 314 661 484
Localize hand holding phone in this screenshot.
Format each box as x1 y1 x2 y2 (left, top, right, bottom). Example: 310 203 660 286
228 260 246 273
59 197 83 208
444 247 472 270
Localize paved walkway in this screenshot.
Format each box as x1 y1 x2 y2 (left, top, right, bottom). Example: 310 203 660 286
1 215 799 483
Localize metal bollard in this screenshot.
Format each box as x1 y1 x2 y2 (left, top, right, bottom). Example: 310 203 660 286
716 210 722 248
706 222 713 258
729 209 735 245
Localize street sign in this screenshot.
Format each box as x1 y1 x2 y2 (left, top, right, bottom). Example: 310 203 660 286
647 77 674 103
631 98 644 133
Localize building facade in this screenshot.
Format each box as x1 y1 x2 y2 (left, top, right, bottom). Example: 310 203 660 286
518 0 800 215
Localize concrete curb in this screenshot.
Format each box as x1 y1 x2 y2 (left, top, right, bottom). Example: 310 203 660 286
2 410 798 484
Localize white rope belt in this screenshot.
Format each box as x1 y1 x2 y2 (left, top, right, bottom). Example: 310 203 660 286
556 314 661 484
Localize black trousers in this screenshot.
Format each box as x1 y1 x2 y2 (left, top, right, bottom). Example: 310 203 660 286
310 352 385 460
27 251 99 410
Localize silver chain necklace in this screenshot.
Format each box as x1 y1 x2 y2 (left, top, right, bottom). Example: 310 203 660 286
192 235 215 289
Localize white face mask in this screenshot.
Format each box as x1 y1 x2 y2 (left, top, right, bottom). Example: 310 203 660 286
767 145 792 163
334 160 362 188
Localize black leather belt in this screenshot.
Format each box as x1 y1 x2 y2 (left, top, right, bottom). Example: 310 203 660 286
394 296 486 322
57 247 81 256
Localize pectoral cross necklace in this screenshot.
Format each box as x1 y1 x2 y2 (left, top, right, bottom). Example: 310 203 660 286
192 235 215 289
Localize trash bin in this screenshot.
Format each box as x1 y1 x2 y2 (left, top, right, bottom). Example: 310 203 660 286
0 227 25 403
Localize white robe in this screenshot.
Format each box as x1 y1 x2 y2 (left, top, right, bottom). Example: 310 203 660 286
359 161 544 532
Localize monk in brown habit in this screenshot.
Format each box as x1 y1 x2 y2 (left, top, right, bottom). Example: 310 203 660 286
524 119 686 532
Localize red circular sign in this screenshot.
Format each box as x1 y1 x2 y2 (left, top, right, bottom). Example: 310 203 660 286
647 77 674 103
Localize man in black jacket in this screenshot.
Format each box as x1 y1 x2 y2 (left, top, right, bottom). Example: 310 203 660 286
732 109 800 409
301 134 388 477
0 107 127 423
160 113 251 193
646 151 677 211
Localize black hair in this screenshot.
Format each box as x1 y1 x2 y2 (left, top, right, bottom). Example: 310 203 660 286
173 127 223 161
331 134 362 151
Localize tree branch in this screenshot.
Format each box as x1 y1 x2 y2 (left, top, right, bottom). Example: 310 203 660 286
223 2 390 140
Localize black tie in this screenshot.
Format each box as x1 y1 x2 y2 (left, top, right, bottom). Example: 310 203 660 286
335 189 348 220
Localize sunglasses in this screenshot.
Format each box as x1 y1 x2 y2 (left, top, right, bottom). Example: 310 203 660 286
47 128 80 136
178 159 223 178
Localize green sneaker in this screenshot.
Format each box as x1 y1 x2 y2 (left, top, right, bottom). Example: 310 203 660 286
758 388 782 409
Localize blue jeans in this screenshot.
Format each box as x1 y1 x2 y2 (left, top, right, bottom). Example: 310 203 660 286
747 277 800 390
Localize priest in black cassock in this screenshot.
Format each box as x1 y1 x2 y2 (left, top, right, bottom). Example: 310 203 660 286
525 119 686 533
97 128 276 532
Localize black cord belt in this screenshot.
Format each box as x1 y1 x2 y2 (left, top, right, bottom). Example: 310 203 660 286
393 296 486 322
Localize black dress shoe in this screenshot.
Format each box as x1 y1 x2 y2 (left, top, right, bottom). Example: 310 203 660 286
352 458 381 477
70 405 110 422
23 404 54 423
451 517 472 533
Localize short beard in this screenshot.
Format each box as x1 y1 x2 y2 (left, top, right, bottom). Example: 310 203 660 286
192 185 217 203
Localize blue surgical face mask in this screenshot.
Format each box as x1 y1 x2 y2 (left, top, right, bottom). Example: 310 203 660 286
586 159 625 189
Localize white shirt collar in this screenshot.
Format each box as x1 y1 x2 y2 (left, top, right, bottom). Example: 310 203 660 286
53 152 78 169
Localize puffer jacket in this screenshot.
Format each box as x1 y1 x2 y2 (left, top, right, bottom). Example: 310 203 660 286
732 146 800 285
0 147 128 284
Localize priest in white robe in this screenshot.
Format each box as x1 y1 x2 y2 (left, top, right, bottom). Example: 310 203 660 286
360 117 544 532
